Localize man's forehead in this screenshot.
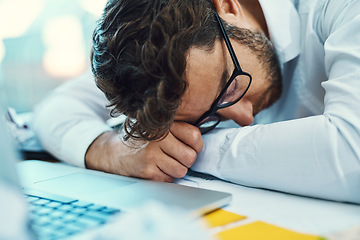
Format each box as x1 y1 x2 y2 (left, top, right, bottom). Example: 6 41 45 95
175 42 229 122
188 42 232 89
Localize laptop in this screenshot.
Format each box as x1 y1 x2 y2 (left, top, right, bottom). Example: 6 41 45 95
0 105 232 239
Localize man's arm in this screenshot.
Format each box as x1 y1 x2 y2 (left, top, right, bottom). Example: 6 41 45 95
192 0 360 204
33 72 112 167
193 115 360 204
33 71 203 180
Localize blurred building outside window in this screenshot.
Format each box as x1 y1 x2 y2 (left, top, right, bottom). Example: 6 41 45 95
0 0 107 113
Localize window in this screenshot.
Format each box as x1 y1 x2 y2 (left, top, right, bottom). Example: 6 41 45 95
0 0 106 112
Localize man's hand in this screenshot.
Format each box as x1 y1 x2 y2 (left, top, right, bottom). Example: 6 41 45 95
85 122 203 182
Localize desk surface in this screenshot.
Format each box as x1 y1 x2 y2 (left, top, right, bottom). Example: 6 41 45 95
175 172 360 237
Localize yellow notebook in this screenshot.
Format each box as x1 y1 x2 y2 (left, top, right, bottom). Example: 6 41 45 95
216 221 324 240
202 209 246 228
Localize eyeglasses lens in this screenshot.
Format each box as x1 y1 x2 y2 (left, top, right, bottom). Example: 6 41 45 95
218 73 251 106
197 115 221 134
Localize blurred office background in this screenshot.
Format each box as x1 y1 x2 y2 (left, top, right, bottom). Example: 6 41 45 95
0 0 107 113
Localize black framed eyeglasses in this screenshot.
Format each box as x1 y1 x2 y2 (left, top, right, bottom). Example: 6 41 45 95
193 10 252 134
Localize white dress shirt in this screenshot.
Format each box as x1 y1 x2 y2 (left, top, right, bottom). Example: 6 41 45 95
33 0 360 203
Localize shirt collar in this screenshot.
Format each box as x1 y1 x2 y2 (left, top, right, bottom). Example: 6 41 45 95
258 0 301 64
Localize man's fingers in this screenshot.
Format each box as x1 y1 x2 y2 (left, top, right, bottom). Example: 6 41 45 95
170 121 203 153
129 154 175 182
145 140 190 178
160 133 197 168
143 169 174 182
156 153 189 179
145 168 174 182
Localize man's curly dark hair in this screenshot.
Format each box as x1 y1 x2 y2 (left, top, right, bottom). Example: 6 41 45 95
91 0 221 141
91 0 281 142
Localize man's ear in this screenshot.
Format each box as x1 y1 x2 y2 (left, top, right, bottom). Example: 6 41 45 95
212 0 241 18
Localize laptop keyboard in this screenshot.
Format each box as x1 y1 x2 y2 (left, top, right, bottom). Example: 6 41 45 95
24 188 121 240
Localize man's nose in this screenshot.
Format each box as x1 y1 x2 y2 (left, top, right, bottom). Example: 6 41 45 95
218 99 254 126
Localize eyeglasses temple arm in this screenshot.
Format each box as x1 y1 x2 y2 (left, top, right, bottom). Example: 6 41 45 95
214 12 242 71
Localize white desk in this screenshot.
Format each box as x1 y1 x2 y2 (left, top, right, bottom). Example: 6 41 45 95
175 173 360 238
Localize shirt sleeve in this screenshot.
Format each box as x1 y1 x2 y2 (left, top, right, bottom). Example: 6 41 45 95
192 0 360 204
32 71 112 167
